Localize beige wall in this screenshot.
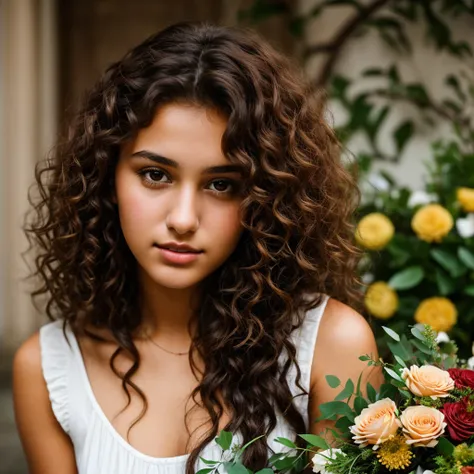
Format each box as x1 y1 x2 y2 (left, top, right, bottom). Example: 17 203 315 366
57 0 295 117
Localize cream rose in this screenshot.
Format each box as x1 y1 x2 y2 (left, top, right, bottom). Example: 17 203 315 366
400 406 446 447
350 398 401 447
401 365 454 399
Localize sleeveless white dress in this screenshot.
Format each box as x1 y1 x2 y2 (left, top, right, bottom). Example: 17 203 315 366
39 295 329 474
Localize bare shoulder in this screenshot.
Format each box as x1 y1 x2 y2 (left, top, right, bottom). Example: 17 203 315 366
311 298 380 390
317 298 376 350
13 331 78 473
13 331 43 382
13 330 50 422
307 298 383 437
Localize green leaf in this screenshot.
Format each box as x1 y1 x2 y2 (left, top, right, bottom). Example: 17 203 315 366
382 326 400 342
465 285 474 296
325 375 341 388
458 247 474 270
216 431 233 451
388 64 400 84
275 437 296 449
387 340 412 360
268 453 285 464
362 67 385 77
319 401 354 420
399 388 412 399
437 436 455 456
431 249 466 277
255 469 274 474
272 455 298 471
228 462 250 474
331 75 351 98
436 268 456 295
384 367 403 382
298 434 329 450
366 383 377 403
445 75 466 102
388 266 424 290
394 355 407 368
394 120 414 154
197 469 215 474
411 338 433 355
411 326 427 342
354 396 369 414
405 84 430 106
200 458 219 465
335 379 355 401
335 415 354 432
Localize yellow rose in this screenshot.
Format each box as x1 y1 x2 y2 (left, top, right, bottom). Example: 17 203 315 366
400 406 446 447
350 398 401 447
364 282 398 320
457 187 474 212
355 213 395 250
401 365 454 398
414 297 457 333
411 204 453 243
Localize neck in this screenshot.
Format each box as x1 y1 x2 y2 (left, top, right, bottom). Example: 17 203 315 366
137 270 200 340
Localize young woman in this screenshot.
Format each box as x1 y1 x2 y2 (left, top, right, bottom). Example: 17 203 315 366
13 21 382 474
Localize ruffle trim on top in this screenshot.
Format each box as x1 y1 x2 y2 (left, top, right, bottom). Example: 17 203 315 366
39 320 72 434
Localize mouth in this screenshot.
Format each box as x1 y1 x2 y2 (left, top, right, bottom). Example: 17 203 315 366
154 243 203 254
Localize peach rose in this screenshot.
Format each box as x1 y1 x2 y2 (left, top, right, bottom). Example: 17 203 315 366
350 398 401 448
400 406 446 447
401 365 454 399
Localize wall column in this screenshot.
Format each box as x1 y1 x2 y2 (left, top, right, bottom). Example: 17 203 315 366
0 0 58 353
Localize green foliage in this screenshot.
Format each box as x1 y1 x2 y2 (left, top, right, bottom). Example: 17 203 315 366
358 139 474 358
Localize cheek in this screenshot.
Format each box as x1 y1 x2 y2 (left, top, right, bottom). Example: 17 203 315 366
116 176 155 230
208 203 243 245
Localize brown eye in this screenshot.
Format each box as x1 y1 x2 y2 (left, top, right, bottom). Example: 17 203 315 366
147 170 166 182
209 180 233 193
137 168 170 187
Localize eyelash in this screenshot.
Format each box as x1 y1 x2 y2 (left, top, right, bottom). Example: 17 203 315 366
137 168 239 196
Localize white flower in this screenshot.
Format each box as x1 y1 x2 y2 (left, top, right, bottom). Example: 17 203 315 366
367 173 391 192
456 213 474 238
312 449 344 474
415 468 435 474
408 190 436 208
361 272 375 284
436 332 450 344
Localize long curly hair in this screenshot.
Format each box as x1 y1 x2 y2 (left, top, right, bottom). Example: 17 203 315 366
25 21 361 473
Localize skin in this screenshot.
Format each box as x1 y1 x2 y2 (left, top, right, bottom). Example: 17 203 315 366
13 103 383 473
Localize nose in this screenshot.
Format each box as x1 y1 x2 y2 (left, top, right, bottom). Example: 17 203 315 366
165 186 200 235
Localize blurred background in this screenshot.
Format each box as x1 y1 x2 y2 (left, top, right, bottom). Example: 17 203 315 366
0 1 473 472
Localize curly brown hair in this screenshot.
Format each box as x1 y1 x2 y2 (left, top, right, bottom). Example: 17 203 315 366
25 21 361 473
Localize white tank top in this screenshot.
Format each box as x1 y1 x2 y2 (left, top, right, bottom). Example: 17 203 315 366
39 295 329 474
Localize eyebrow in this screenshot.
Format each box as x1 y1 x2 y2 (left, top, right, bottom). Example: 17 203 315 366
131 150 242 174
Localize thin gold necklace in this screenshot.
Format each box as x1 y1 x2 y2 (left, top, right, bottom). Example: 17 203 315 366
147 335 190 356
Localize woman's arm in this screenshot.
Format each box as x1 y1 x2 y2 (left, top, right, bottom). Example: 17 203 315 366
13 333 78 474
309 298 384 439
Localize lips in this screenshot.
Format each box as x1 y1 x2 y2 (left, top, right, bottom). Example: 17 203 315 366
154 243 203 254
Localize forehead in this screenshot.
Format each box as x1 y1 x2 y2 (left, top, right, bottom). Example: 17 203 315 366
128 103 229 166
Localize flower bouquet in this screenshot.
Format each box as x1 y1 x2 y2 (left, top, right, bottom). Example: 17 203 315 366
201 325 474 474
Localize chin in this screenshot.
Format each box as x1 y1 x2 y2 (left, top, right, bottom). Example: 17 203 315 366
144 266 208 290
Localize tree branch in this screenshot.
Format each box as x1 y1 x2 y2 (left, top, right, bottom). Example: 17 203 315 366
303 0 393 87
